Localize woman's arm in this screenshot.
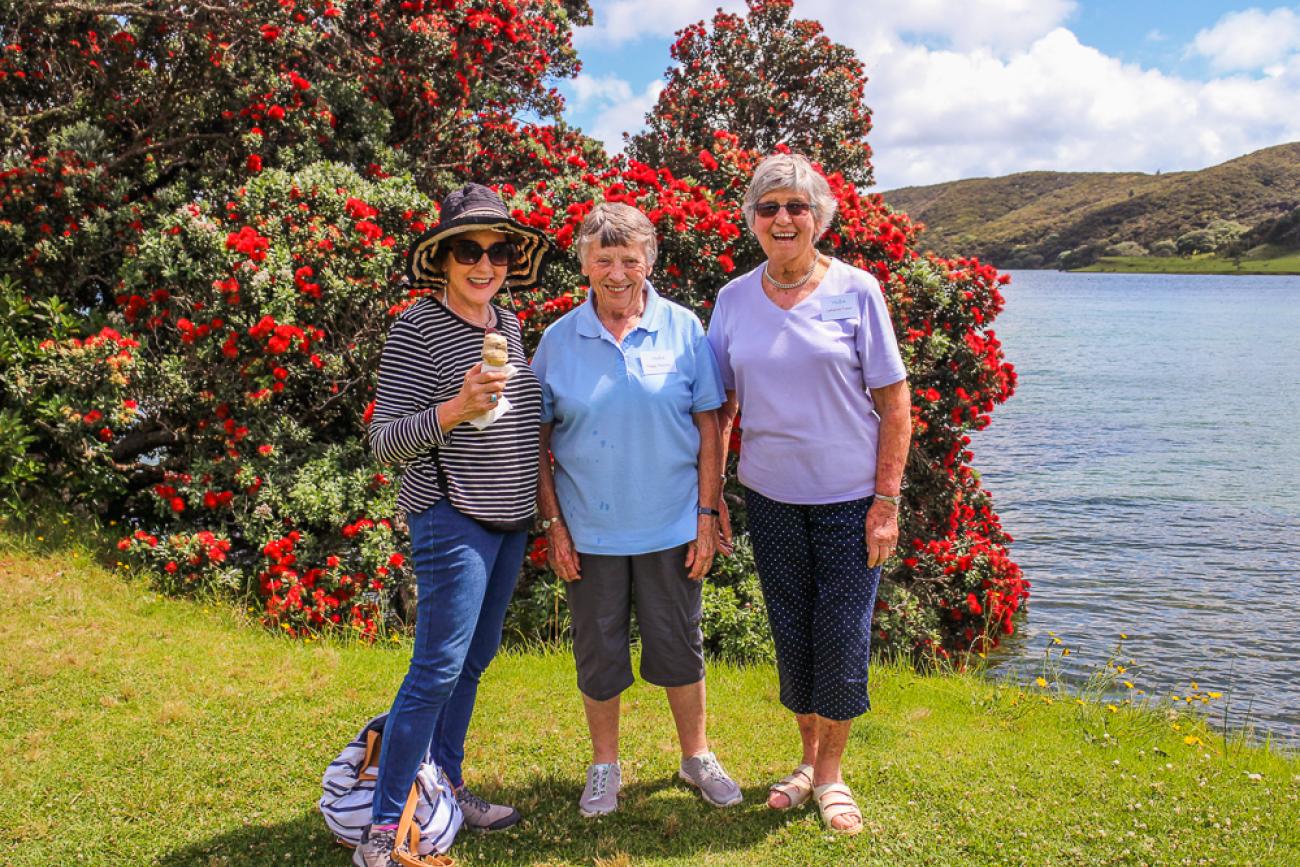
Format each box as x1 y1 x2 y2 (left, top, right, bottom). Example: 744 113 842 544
685 410 721 579
865 378 911 567
369 318 507 463
714 391 739 553
537 422 581 581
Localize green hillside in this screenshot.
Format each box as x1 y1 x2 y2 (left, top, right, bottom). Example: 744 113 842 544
881 142 1300 269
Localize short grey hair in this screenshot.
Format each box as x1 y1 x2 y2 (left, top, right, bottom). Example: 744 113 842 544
574 202 658 269
742 153 838 238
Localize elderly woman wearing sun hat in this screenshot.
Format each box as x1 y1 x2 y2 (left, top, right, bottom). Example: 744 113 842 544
708 153 911 835
355 183 551 867
532 202 741 819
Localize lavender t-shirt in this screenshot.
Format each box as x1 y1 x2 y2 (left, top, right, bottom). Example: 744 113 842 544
707 259 907 505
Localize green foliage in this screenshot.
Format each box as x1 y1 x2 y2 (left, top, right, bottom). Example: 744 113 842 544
3 0 1024 660
701 536 773 664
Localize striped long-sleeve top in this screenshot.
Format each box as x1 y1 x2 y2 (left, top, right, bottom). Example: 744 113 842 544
369 297 542 526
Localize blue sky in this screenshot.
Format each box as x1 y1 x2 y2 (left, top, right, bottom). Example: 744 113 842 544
556 1 1300 189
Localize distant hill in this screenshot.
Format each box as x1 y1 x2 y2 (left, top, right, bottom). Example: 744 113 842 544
880 142 1300 269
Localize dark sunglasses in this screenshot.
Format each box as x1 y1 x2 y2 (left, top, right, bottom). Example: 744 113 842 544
754 200 813 219
448 239 519 267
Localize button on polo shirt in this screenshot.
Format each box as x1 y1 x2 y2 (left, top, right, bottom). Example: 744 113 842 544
533 283 724 555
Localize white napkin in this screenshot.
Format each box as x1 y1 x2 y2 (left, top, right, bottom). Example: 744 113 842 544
468 362 516 429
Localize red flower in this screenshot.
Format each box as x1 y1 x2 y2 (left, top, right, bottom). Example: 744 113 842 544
170 496 186 513
259 24 281 42
247 154 263 173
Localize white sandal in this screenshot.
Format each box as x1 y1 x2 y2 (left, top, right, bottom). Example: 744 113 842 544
813 782 863 835
767 763 814 810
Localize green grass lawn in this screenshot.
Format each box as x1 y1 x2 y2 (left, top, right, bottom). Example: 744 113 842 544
2 535 1298 866
1077 246 1300 275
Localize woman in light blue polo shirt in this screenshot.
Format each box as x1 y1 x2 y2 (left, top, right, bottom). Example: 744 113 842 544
533 203 741 818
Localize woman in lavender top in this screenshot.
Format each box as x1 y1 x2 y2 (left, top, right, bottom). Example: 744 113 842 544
707 153 911 835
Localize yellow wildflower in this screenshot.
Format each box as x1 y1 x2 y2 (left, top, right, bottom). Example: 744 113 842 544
1036 677 1048 688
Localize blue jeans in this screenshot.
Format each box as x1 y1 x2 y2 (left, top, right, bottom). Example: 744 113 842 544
371 499 526 823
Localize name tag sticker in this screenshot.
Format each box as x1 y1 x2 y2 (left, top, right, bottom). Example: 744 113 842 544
640 350 676 375
821 294 858 321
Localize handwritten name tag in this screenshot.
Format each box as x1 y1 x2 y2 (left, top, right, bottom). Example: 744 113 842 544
821 294 858 321
640 350 676 375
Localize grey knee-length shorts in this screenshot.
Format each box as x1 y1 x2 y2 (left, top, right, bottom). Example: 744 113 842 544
566 544 705 701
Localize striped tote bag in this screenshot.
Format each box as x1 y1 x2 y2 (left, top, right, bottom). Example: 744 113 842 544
319 713 463 857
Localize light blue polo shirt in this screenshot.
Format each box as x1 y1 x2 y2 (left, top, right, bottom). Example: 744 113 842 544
533 282 725 555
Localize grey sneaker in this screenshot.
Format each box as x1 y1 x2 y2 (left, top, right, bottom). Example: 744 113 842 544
454 784 521 830
352 825 396 867
579 762 621 817
679 751 743 807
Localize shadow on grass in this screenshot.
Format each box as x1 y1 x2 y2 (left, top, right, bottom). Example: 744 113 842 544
156 774 816 866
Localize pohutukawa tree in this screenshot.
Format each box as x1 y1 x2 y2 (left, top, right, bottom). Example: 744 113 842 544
628 0 874 188
1 0 1025 657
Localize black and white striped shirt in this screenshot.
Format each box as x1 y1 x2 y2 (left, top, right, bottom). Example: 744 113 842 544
369 297 542 525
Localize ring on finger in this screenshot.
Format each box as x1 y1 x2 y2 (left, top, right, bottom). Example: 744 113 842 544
488 393 498 404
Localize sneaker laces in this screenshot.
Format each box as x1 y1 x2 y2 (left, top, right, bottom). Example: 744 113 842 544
456 786 491 814
588 764 612 799
364 825 397 847
696 753 728 782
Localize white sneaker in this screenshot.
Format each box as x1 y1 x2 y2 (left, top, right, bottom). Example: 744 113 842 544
579 762 621 817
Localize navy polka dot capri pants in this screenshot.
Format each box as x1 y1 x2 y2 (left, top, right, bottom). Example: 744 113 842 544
744 487 882 721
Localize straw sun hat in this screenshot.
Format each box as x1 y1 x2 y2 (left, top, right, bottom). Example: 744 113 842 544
405 183 551 290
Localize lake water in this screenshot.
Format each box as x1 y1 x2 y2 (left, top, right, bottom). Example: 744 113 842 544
972 270 1300 743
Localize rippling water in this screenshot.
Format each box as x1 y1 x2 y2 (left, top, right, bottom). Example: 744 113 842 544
972 270 1300 742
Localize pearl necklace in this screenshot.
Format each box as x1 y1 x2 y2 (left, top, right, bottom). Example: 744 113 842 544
764 255 820 291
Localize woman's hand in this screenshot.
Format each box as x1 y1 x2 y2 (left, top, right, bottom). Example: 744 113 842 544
717 498 735 557
865 499 899 568
546 520 582 582
685 515 718 580
443 362 508 426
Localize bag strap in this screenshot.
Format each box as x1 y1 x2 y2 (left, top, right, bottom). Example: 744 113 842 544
431 449 451 499
358 730 382 782
393 780 456 867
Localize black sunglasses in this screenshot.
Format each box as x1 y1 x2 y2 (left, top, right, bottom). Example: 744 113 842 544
448 238 519 267
754 200 813 219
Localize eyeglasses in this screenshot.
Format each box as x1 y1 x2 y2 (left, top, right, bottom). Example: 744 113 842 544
754 200 813 219
448 239 519 267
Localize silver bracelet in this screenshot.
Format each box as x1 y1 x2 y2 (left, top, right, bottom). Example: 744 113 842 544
873 493 901 507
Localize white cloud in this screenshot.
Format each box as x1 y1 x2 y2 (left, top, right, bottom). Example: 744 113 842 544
568 74 633 110
561 78 665 154
577 0 1073 52
1189 7 1300 71
575 0 745 48
570 1 1300 188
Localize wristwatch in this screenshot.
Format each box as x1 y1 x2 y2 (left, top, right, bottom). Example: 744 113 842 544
540 515 563 530
697 506 721 517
